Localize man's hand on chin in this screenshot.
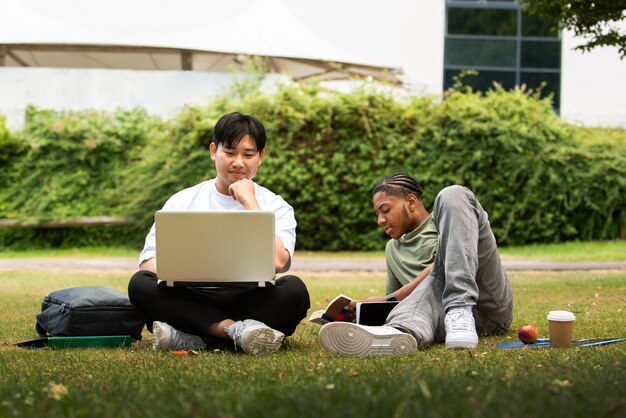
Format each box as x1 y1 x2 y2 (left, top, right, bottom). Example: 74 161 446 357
229 179 259 209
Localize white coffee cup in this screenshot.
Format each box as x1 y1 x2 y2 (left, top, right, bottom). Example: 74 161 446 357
547 310 576 348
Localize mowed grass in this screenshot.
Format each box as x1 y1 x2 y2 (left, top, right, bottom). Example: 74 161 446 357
498 240 626 262
1 239 625 262
0 267 625 418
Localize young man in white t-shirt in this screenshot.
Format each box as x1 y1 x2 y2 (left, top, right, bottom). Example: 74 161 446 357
128 112 310 355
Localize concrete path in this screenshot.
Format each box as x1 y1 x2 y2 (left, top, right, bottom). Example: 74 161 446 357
0 257 625 272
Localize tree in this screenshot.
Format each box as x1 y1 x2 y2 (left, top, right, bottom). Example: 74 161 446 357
522 1 626 59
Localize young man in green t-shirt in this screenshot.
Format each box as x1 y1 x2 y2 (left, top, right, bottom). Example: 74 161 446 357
320 173 513 355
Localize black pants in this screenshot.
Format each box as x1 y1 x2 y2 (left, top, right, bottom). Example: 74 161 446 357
128 270 310 338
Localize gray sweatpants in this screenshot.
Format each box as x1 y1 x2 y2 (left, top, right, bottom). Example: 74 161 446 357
387 185 513 348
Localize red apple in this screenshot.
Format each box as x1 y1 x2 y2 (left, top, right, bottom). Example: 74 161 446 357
518 324 538 344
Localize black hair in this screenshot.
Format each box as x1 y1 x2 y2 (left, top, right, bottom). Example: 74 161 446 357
213 112 266 152
372 173 424 200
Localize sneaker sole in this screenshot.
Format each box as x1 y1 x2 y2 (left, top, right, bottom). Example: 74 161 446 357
319 322 417 356
151 321 169 350
152 321 166 350
242 327 285 355
445 338 478 350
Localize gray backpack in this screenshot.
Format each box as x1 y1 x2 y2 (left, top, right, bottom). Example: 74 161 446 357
35 286 145 341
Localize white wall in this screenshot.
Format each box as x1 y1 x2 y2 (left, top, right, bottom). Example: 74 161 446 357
290 1 625 126
278 0 445 94
0 67 285 130
560 30 626 128
1 0 623 129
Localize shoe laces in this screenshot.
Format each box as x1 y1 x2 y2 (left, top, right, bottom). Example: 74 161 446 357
160 324 204 349
225 320 258 351
226 321 245 351
446 308 474 332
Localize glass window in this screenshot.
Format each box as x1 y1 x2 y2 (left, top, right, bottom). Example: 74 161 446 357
521 41 561 69
520 71 560 107
445 38 517 67
522 12 559 37
444 69 517 91
444 0 561 111
448 8 517 36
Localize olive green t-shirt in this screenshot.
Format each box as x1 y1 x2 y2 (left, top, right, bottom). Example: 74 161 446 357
385 213 439 294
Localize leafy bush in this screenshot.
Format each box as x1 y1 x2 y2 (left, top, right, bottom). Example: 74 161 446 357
0 81 624 250
0 106 163 248
415 87 625 244
0 114 12 161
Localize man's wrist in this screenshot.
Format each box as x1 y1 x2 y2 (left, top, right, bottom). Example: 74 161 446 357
386 293 398 302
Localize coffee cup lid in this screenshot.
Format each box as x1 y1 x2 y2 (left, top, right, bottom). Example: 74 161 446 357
547 310 576 321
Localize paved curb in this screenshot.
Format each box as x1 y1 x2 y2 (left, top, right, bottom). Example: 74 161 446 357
0 257 625 272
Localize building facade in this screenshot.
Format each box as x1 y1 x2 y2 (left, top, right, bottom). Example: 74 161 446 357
1 0 624 128
444 0 562 109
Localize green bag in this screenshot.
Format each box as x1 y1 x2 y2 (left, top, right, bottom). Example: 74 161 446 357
17 335 132 349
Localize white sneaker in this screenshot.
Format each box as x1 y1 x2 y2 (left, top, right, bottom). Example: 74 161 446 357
224 319 285 355
444 306 478 349
152 321 207 350
319 322 417 356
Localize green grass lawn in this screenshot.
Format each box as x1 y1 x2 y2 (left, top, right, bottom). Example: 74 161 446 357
0 246 140 259
498 240 626 262
1 239 625 262
1 266 625 418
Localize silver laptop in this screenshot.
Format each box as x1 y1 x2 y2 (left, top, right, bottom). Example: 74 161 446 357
155 210 276 287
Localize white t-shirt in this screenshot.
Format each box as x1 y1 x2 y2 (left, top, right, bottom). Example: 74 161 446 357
139 178 296 265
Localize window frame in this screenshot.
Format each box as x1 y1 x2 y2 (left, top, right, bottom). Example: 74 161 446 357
444 0 562 110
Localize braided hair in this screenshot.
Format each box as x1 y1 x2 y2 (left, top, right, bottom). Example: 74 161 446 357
372 173 423 200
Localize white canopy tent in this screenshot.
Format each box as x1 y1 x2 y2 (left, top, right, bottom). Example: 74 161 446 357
0 0 402 83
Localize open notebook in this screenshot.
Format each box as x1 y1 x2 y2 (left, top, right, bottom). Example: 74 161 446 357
155 210 276 287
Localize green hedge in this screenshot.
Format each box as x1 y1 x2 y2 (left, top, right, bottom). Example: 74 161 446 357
0 82 624 250
0 106 162 248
